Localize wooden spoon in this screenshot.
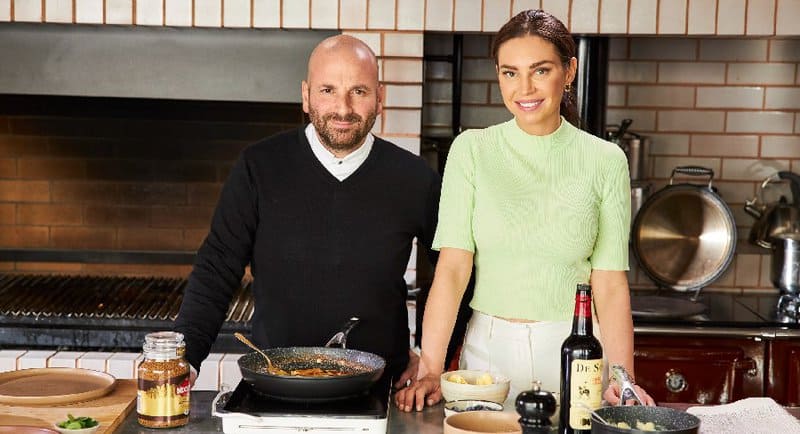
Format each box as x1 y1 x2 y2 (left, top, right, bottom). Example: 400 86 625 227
234 332 285 375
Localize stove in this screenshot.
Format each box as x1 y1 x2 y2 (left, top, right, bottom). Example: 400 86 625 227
776 293 800 323
212 376 391 433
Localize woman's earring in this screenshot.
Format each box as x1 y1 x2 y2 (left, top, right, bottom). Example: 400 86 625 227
565 83 573 92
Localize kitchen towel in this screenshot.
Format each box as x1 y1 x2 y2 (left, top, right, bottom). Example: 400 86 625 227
687 397 800 434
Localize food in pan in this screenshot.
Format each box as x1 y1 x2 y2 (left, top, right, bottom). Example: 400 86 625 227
255 365 350 377
613 420 660 431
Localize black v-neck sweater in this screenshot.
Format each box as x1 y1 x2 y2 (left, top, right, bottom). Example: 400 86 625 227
175 128 440 377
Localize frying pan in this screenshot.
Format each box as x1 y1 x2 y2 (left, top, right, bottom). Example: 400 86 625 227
237 317 386 402
590 406 700 434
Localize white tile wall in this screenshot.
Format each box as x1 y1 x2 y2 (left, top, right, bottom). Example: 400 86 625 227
687 0 715 34
722 158 790 180
541 0 569 26
699 39 768 62
462 58 495 80
382 109 421 134
77 352 113 372
396 0 424 30
462 82 489 104
165 0 192 27
195 353 224 391
658 62 726 84
383 33 423 57
343 31 381 55
0 0 9 21
224 0 251 28
513 0 540 15
382 59 423 82
627 85 694 108
311 0 338 29
770 40 800 62
136 0 163 25
385 136 420 154
776 0 800 35
628 0 657 34
384 84 423 108
717 0 746 35
629 38 696 60
454 0 481 32
746 0 775 35
608 61 658 83
462 105 512 127
606 108 656 129
253 0 280 27
657 0 686 34
691 134 759 157
220 353 244 390
19 350 55 369
106 0 132 24
571 0 599 33
482 0 511 32
599 0 627 34
0 350 26 372
282 0 309 28
727 111 795 133
48 351 86 368
696 86 764 109
107 352 141 379
14 0 42 22
368 0 395 29
658 110 725 132
340 0 367 29
762 135 800 158
195 0 222 27
606 84 626 106
727 63 796 85
46 0 73 23
425 0 453 31
765 88 800 110
648 133 690 155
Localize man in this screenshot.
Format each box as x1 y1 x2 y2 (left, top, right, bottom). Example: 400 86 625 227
173 35 440 390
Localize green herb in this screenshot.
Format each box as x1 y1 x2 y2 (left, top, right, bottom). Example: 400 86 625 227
56 414 99 430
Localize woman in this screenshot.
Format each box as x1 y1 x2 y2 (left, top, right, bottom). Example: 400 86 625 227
395 9 654 412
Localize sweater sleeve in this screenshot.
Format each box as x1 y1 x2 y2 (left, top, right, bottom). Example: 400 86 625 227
589 149 631 271
174 153 258 371
432 131 477 252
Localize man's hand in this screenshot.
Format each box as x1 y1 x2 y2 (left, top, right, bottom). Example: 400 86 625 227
603 383 655 406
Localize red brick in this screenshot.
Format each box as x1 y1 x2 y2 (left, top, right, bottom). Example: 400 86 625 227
119 183 186 205
187 183 222 205
85 263 191 278
0 117 8 134
0 225 50 247
0 180 50 202
19 159 86 180
51 181 119 203
117 228 184 250
51 227 116 249
151 206 214 229
48 137 115 158
0 159 16 178
18 204 83 226
85 205 149 226
152 161 217 183
0 262 13 271
0 136 49 158
0 204 14 224
183 229 208 249
15 262 85 273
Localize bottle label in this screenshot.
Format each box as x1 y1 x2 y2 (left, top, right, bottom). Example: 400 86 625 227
569 358 603 430
137 372 190 421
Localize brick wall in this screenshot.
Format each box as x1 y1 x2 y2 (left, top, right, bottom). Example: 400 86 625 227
0 95 305 275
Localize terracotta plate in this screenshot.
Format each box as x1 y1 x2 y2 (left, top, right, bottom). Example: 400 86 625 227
0 368 116 405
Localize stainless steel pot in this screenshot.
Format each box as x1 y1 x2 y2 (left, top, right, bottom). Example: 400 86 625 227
771 233 800 294
745 171 800 249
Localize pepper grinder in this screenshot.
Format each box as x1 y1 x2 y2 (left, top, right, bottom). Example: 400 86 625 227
516 381 557 434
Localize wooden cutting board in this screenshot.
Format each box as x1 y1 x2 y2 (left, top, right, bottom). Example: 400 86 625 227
0 379 137 433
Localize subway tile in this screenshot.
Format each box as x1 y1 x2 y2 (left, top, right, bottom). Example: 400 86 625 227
462 58 497 80
629 38 696 60
717 0 746 35
608 61 658 83
658 62 726 84
384 84 423 108
425 0 452 31
0 204 13 224
383 59 423 82
628 0 657 34
796 114 800 134
512 0 540 15
224 0 251 28
425 61 452 79
627 85 694 108
0 226 49 248
453 0 481 31
727 63 796 85
384 33 423 57
136 0 163 25
108 353 141 380
691 134 759 157
722 158 790 181
727 111 794 133
599 0 628 34
77 352 113 372
461 82 489 104
165 0 192 26
652 156 720 178
570 0 599 33
396 0 424 30
423 104 451 127
424 33 452 55
540 0 569 27
0 0 9 21
608 38 628 60
344 32 381 55
195 0 222 27
765 87 800 110
657 0 686 34
0 180 50 202
14 0 42 21
762 135 800 158
369 0 395 29
746 0 775 35
647 133 690 155
775 0 800 35
372 113 382 134
696 86 764 109
483 0 511 32
713 181 755 204
18 204 83 226
605 109 657 130
311 0 338 29
252 0 280 27
770 39 800 61
383 136 420 154
699 39 768 61
48 351 87 368
221 354 244 390
606 84 626 106
45 0 72 23
735 254 761 286
194 353 224 391
759 253 771 288
282 0 309 28
461 106 512 129
687 0 716 34
383 109 422 134
19 350 55 369
658 110 725 132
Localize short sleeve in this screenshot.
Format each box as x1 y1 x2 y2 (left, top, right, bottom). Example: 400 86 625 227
590 152 630 270
432 131 477 252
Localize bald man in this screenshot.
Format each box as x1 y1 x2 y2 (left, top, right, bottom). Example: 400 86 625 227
174 35 441 392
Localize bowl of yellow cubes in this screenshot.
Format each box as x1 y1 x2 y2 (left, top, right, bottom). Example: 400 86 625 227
440 370 511 404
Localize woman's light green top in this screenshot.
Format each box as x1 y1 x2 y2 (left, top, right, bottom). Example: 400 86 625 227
433 117 631 321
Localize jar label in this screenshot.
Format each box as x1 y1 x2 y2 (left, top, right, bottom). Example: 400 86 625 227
569 358 603 430
137 372 190 422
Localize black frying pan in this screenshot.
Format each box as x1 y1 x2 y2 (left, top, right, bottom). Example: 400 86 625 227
237 317 386 402
591 406 700 434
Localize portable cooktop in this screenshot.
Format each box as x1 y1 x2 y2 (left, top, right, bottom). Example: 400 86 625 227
213 375 391 433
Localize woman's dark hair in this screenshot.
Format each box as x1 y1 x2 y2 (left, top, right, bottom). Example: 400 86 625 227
491 9 580 128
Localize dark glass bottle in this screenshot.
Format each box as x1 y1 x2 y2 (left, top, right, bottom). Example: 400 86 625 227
558 284 603 434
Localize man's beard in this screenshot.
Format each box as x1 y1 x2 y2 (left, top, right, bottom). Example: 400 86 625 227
308 106 377 153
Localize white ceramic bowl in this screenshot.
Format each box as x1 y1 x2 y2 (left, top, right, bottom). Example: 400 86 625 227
52 423 100 434
443 410 521 434
440 370 511 404
444 399 504 417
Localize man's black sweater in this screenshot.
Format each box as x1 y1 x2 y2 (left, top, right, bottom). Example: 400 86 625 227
174 127 440 378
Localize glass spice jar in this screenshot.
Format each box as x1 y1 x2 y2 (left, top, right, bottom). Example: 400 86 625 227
137 331 191 428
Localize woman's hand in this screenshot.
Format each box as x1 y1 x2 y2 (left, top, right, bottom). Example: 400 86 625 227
603 382 656 406
393 373 442 412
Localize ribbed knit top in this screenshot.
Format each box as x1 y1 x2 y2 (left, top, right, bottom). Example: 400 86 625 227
433 118 630 321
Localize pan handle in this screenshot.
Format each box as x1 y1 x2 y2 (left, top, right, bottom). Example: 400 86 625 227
324 317 360 349
670 166 714 189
